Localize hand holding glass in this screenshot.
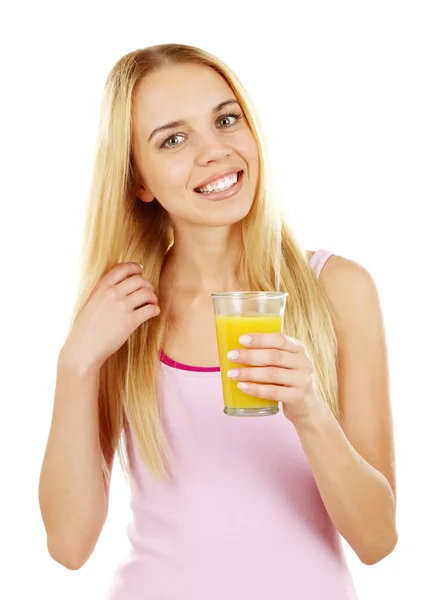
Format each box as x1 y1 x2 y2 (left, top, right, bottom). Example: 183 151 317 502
211 291 288 417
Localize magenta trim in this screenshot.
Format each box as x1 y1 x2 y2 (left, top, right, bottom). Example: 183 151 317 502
159 349 220 372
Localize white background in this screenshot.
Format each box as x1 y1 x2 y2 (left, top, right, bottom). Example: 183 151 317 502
1 1 437 598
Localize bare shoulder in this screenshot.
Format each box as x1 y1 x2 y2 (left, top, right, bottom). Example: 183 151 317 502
306 250 346 273
306 250 365 282
318 253 381 337
318 253 376 297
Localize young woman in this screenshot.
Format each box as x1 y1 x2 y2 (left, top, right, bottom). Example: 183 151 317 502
38 43 397 599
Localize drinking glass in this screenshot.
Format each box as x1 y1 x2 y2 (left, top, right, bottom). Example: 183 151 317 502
211 291 288 416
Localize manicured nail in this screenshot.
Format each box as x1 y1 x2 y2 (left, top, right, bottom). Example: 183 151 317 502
227 369 239 378
237 382 249 390
239 335 252 345
227 350 239 360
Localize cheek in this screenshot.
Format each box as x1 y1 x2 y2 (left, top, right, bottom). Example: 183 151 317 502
152 154 192 193
235 132 259 170
248 135 259 168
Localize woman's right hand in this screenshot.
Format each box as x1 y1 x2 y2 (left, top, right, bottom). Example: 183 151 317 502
61 262 160 373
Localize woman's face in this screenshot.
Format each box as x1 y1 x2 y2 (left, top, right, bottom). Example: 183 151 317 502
132 63 259 228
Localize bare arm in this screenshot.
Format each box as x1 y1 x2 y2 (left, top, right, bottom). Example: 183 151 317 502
38 262 160 570
227 255 397 564
295 256 397 565
38 351 113 570
294 400 396 565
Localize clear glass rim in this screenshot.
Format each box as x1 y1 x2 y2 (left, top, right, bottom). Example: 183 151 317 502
211 291 288 299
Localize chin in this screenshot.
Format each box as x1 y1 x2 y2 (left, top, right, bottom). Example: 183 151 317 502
206 200 253 227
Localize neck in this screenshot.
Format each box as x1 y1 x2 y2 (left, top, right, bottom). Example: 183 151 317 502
162 223 243 295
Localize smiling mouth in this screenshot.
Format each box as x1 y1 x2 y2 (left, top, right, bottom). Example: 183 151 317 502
194 170 243 194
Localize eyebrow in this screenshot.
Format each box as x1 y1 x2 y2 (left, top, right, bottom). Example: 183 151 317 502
147 99 240 142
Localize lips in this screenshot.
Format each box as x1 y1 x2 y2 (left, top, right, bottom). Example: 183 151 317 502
193 170 244 201
194 168 243 191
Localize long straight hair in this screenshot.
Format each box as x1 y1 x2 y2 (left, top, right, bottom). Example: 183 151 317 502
67 43 340 485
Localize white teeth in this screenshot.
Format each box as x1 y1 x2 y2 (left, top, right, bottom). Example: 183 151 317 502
197 172 239 194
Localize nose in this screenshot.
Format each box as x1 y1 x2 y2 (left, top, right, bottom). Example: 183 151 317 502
195 131 232 164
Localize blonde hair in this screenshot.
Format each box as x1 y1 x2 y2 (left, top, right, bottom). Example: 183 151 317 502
68 43 340 485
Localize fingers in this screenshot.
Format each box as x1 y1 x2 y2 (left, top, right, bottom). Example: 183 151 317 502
227 367 311 395
227 365 304 386
101 262 144 287
97 262 160 316
132 302 161 325
227 347 297 369
126 287 158 310
234 382 296 403
117 273 155 297
96 263 156 304
238 333 303 353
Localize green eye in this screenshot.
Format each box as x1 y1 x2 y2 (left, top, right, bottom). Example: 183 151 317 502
161 133 185 149
159 111 244 150
217 112 243 128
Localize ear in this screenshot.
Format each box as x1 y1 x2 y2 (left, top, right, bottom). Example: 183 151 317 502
136 184 155 203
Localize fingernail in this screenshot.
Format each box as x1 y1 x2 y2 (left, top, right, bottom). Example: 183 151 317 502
227 350 239 360
237 382 249 390
227 369 239 378
239 335 252 345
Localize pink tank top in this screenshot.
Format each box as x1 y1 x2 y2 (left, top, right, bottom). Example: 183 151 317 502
107 250 357 599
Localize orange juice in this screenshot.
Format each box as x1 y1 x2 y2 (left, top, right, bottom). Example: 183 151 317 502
214 314 283 415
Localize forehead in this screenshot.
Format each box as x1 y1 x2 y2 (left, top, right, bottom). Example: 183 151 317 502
133 64 236 133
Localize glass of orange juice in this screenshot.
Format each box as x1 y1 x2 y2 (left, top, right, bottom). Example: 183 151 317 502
211 291 288 417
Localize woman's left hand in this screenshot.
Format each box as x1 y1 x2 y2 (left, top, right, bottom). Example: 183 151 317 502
227 333 324 424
